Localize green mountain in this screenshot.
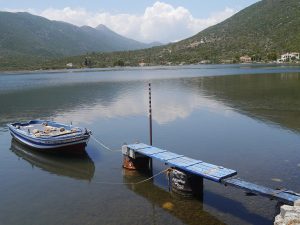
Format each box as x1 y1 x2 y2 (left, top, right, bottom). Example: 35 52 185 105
175 0 300 62
2 0 300 70
0 11 156 59
46 0 300 69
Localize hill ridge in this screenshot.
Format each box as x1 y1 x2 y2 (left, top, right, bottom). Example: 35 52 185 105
45 0 300 69
0 11 157 59
2 0 300 70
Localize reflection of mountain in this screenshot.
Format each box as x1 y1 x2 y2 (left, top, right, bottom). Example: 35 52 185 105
184 73 300 133
10 139 95 181
2 72 300 134
53 79 221 125
123 170 226 225
1 76 205 126
0 81 131 127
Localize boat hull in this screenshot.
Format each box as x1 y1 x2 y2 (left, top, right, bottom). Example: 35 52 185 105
8 120 91 153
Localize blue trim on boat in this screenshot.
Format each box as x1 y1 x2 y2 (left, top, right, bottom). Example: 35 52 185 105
10 129 89 147
7 120 91 150
8 125 87 142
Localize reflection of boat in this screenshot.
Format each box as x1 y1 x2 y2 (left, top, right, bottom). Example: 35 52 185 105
10 139 95 181
7 120 91 152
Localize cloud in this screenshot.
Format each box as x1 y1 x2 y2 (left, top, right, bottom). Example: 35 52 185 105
3 7 37 14
4 2 236 43
53 85 233 125
40 7 90 27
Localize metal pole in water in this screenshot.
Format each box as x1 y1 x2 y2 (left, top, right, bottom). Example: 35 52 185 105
149 83 153 146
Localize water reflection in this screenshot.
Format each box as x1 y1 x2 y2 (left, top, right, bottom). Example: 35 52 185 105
123 169 226 225
0 78 230 127
1 69 300 225
10 140 95 181
0 82 129 127
1 72 300 135
184 73 300 133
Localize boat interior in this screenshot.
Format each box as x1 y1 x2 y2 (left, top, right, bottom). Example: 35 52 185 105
12 121 80 137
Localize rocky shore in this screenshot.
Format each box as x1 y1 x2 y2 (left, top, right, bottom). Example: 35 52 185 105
275 200 300 225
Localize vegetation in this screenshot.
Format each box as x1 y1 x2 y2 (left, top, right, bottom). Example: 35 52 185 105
0 11 158 67
1 0 300 71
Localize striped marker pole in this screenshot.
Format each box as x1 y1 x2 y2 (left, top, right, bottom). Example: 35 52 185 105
149 83 153 146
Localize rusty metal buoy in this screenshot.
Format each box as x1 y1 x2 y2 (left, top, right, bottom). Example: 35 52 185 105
123 155 137 170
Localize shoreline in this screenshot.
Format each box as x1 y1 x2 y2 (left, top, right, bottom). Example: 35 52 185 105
1 62 300 75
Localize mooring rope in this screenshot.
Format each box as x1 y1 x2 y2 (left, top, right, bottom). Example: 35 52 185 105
90 135 122 152
91 168 171 185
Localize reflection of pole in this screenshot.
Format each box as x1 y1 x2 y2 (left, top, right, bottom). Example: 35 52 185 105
149 83 153 146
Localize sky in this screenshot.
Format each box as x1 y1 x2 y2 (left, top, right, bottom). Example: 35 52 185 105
0 0 260 43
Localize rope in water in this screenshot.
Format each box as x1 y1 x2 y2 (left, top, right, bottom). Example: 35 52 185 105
92 168 171 185
89 135 173 186
90 135 122 152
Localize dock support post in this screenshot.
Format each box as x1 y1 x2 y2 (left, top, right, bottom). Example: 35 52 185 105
123 155 152 171
170 168 203 200
122 144 154 172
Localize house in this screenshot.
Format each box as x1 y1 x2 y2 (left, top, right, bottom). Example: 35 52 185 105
199 60 211 64
240 55 252 63
278 52 300 62
139 62 146 67
66 63 73 68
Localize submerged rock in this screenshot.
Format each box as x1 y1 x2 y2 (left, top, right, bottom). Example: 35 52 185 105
162 202 174 211
272 178 283 182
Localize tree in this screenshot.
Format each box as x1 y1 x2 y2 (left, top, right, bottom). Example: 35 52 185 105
267 52 278 61
113 59 125 67
84 57 92 67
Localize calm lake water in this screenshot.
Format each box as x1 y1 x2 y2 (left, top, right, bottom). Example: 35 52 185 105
1 64 300 225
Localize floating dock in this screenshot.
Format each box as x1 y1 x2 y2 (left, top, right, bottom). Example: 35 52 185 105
122 143 300 205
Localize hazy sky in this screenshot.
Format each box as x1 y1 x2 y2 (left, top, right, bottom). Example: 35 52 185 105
1 0 260 43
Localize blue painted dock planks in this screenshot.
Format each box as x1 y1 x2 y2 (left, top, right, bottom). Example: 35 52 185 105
136 146 167 156
186 162 237 182
124 143 300 204
168 156 201 167
126 143 237 182
223 178 300 205
127 143 150 150
152 151 184 161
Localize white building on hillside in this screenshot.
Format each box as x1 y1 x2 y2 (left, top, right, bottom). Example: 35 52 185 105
240 55 252 63
278 52 300 62
66 63 73 68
